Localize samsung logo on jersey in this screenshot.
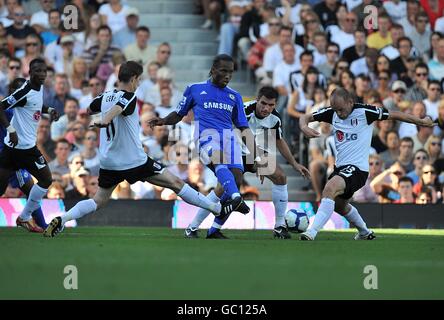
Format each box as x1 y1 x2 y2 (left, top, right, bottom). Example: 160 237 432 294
203 102 233 112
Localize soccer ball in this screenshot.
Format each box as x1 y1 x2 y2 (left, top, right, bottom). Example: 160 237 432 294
285 209 309 233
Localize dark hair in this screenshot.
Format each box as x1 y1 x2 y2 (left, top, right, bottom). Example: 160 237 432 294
428 80 441 90
29 58 46 70
399 176 414 186
257 86 278 101
65 97 79 107
56 138 71 147
400 136 414 146
303 66 320 96
49 8 60 15
416 11 429 22
414 148 429 158
8 77 26 95
391 23 403 30
397 36 412 48
118 60 143 83
300 50 314 60
212 54 234 68
415 62 429 73
327 42 340 51
0 48 10 58
8 57 22 67
136 26 150 34
279 25 292 34
97 25 112 35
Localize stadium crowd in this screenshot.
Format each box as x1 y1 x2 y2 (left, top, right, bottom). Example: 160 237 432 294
0 0 444 204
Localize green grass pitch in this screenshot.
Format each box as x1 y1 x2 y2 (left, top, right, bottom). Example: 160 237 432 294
1 227 443 299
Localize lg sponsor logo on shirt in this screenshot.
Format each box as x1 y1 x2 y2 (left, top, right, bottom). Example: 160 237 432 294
336 130 357 142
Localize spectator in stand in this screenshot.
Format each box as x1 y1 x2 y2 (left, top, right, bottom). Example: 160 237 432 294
350 47 378 81
294 10 323 50
86 176 99 198
406 149 429 185
424 31 443 63
79 77 104 110
342 29 367 65
399 0 428 36
76 108 91 130
375 55 397 86
383 80 407 111
30 0 55 33
83 13 100 51
354 154 384 203
289 51 327 91
0 48 8 94
21 34 45 78
354 74 371 104
47 182 65 200
310 31 327 66
376 70 392 101
428 38 444 81
36 116 55 162
112 7 139 49
146 125 169 163
200 0 224 31
186 158 217 195
124 26 156 66
263 25 303 80
139 111 156 151
405 63 429 102
272 43 299 97
155 87 174 118
382 24 417 62
416 188 433 204
383 0 407 24
67 120 87 154
366 13 392 51
73 129 100 177
40 8 60 46
420 0 444 30
247 16 280 84
317 42 339 79
379 130 400 168
397 137 415 172
6 5 36 56
167 143 191 181
82 25 122 76
339 69 355 93
0 0 18 28
410 12 432 57
136 61 160 104
390 37 413 81
423 80 442 121
425 135 444 176
48 138 71 176
143 67 182 109
399 101 427 139
372 119 395 154
152 42 172 68
394 176 415 203
413 164 441 202
313 0 340 29
412 122 435 153
433 100 444 137
65 167 90 201
45 73 73 116
329 10 357 54
98 0 128 34
234 0 265 62
370 161 406 203
51 96 79 141
217 1 247 56
104 52 126 92
69 57 89 100
0 57 21 97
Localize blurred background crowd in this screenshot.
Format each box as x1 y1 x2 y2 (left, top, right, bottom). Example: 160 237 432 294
0 0 443 204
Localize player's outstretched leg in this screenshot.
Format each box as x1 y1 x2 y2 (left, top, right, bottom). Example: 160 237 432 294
184 190 219 238
20 176 48 230
300 175 346 241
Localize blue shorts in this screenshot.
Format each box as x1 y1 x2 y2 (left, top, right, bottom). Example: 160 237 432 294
198 134 244 172
8 169 32 189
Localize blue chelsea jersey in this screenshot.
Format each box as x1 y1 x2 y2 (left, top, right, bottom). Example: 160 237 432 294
176 80 249 137
0 109 13 151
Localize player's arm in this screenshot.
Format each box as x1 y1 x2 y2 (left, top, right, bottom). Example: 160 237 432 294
300 107 334 138
148 111 184 128
276 138 310 179
387 110 436 127
42 105 60 121
92 105 123 128
0 94 22 147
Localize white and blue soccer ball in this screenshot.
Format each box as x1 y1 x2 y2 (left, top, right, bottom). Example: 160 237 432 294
285 209 309 233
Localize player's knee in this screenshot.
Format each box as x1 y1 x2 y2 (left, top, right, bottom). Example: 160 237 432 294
321 184 337 199
274 172 286 185
38 177 52 189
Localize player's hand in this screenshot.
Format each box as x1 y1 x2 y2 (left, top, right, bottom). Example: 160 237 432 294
148 117 165 129
301 125 320 138
8 132 18 148
294 163 310 180
49 109 60 122
419 116 437 127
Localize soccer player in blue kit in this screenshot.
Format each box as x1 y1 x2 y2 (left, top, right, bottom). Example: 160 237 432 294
0 78 48 232
149 54 261 238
